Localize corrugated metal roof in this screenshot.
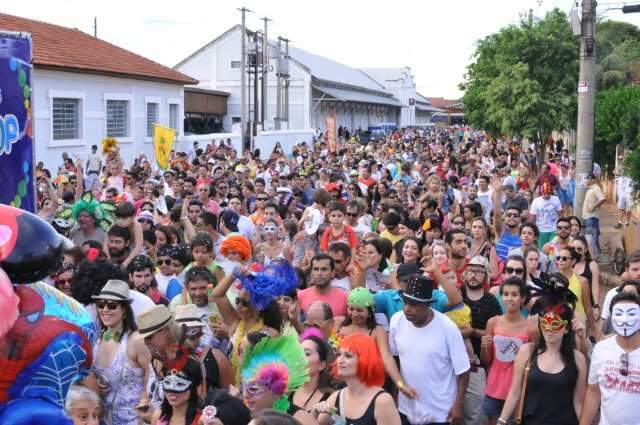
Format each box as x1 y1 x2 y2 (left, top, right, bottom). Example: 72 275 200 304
289 46 385 92
360 67 412 83
313 85 402 107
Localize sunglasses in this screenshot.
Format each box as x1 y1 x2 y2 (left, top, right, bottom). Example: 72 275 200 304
235 298 252 308
557 225 570 230
96 300 120 310
257 197 268 201
185 327 203 339
346 212 358 217
621 352 629 376
56 278 72 286
158 258 172 266
555 256 571 262
505 267 524 275
302 319 330 328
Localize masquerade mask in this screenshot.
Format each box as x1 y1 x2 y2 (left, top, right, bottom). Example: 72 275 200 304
263 225 277 234
539 309 568 333
162 370 193 393
611 303 640 337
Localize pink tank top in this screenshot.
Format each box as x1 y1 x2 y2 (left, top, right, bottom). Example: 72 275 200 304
485 319 529 400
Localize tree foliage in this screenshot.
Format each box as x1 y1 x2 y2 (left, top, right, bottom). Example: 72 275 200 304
596 21 640 91
594 86 640 177
461 9 579 143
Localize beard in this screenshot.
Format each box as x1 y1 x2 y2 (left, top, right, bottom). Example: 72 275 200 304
109 247 127 259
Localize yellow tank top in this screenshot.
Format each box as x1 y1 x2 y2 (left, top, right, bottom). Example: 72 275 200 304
568 273 586 322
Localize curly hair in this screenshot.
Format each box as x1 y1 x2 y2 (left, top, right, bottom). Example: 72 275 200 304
71 259 127 305
221 235 252 261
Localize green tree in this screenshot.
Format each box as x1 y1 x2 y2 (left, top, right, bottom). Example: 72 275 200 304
595 86 640 176
461 9 578 151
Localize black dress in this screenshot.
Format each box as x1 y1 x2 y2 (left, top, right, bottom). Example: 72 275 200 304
522 355 578 425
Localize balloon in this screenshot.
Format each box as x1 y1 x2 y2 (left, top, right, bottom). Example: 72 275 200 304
0 398 72 425
0 268 18 338
0 283 97 421
0 204 63 283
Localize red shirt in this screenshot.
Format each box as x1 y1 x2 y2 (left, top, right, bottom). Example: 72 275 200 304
319 225 359 251
298 286 348 317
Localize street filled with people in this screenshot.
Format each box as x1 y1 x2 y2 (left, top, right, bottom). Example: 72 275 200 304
2 125 640 425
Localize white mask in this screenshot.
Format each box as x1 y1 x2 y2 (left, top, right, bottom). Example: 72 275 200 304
611 302 640 337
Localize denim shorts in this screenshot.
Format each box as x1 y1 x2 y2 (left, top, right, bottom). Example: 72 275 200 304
482 395 505 418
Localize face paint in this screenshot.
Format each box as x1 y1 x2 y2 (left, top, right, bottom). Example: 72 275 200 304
162 371 193 393
611 302 640 337
539 310 568 333
263 225 277 234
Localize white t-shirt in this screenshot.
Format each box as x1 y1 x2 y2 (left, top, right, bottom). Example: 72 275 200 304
588 335 640 425
389 310 470 423
476 188 494 222
238 215 256 240
617 176 634 198
529 196 562 232
331 276 350 292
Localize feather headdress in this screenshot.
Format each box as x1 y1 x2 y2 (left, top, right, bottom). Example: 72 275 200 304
530 272 577 316
102 137 119 155
235 259 298 310
241 335 309 412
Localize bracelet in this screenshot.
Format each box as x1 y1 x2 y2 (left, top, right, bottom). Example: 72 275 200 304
593 304 600 309
497 418 508 425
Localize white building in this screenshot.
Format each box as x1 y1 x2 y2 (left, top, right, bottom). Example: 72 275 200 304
0 13 197 170
360 68 442 127
175 25 403 133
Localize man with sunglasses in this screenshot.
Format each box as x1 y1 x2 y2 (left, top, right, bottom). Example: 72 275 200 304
543 217 573 273
493 182 523 262
580 292 640 425
460 256 502 425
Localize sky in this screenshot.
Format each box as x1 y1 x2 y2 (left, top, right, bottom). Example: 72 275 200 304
3 0 640 99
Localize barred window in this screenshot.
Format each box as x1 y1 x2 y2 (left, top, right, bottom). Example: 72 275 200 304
146 103 159 137
169 104 179 130
106 100 129 138
52 98 80 140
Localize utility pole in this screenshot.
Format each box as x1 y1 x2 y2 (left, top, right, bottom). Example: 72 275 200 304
282 37 290 127
238 7 252 149
94 17 97 37
574 0 596 220
260 17 271 129
275 37 282 130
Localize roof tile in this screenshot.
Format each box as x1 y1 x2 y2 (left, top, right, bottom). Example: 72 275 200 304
0 13 197 85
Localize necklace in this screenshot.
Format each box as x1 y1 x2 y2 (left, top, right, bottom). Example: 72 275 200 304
302 387 319 409
103 329 122 343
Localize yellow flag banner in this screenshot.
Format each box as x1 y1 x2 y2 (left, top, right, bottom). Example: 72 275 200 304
153 124 176 170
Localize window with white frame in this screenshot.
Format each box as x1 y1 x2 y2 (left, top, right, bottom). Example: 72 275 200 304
169 104 179 130
106 99 129 137
146 102 159 137
52 98 80 140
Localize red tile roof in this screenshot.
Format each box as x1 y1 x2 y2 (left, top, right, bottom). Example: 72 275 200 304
0 13 197 85
425 97 461 109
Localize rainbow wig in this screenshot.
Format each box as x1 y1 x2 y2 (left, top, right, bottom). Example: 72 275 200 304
221 235 252 261
242 335 309 412
236 259 298 310
336 333 385 387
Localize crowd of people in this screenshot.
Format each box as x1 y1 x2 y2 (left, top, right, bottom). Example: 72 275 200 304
28 125 640 425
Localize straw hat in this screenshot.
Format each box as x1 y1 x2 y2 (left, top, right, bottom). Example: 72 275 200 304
91 280 132 303
136 305 173 338
174 304 205 328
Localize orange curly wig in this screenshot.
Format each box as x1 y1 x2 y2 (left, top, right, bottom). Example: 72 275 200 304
220 235 252 261
335 333 385 387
